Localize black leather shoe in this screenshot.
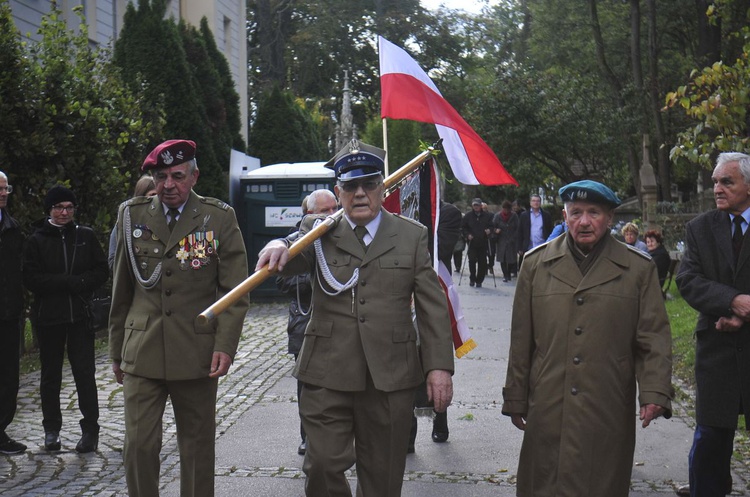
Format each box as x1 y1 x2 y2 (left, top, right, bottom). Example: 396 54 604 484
75 432 98 453
297 440 306 456
44 431 61 451
674 484 689 496
431 411 449 443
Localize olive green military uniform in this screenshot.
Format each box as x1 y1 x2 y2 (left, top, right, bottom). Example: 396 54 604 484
109 191 249 497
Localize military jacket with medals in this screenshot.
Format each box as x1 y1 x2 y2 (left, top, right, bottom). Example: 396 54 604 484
109 190 249 381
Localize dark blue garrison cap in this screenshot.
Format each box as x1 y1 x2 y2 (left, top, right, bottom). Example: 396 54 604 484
559 180 621 209
326 139 386 181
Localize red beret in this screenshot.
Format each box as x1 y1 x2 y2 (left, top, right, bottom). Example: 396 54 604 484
141 139 196 172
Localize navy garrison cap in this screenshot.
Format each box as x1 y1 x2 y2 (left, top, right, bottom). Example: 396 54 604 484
325 139 386 181
559 180 621 208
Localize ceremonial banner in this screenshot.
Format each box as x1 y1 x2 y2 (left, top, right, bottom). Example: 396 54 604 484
437 261 476 358
383 158 475 358
379 36 517 187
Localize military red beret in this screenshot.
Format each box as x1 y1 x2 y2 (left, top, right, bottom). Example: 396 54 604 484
141 139 196 172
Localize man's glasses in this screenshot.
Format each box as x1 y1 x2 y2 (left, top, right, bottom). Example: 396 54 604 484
52 204 76 213
0 185 13 194
339 179 382 193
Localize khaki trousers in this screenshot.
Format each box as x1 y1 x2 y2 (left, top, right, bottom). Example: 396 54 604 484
122 374 218 497
300 376 416 497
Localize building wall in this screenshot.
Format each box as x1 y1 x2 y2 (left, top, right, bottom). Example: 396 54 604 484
9 0 248 142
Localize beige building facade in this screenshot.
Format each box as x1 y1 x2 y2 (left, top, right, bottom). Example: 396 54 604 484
9 0 248 141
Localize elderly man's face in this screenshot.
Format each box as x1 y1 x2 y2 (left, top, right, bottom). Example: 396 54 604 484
564 200 613 253
334 176 383 226
713 161 750 215
310 193 338 215
153 162 198 208
0 177 8 210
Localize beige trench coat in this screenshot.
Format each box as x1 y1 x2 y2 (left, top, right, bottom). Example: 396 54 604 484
502 234 673 497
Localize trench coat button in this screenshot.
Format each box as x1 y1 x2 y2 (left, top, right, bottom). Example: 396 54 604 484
571 387 578 395
165 270 172 277
576 297 584 305
332 259 337 264
361 280 367 286
165 289 172 296
573 356 581 365
575 327 583 335
359 298 365 305
165 310 172 317
359 316 365 323
394 260 399 265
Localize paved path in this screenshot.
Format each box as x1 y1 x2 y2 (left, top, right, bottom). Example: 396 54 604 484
0 270 747 496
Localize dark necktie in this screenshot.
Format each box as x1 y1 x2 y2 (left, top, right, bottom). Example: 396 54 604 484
732 215 745 261
354 225 368 251
168 208 180 232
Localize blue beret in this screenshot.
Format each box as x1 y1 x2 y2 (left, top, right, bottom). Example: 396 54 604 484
559 180 621 208
325 139 385 181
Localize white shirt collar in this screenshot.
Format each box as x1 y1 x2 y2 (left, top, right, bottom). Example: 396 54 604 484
344 211 382 245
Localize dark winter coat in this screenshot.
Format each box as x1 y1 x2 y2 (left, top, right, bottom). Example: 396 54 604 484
276 273 312 355
676 209 750 428
23 219 108 327
0 209 24 320
492 211 519 264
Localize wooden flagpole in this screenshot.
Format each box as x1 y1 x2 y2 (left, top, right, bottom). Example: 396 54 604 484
197 146 434 324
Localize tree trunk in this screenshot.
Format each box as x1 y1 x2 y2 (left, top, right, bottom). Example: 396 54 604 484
589 0 641 197
646 0 671 201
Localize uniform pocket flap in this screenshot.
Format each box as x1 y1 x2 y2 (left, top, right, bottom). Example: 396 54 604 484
125 313 149 331
327 255 351 267
305 319 333 337
379 255 412 269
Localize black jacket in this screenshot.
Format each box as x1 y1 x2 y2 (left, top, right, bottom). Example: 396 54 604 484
23 219 108 327
461 209 493 247
518 209 552 252
0 208 24 320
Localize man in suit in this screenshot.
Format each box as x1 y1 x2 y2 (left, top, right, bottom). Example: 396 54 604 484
676 152 750 497
109 139 250 497
517 194 552 268
257 139 454 497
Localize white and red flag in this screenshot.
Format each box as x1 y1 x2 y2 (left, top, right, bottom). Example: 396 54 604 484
378 36 517 186
383 158 476 358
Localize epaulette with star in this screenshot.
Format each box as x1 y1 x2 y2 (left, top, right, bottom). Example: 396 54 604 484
623 242 652 260
394 214 427 229
124 196 152 207
199 196 230 211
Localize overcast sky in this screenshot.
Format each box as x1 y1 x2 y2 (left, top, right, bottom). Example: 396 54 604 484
420 0 494 14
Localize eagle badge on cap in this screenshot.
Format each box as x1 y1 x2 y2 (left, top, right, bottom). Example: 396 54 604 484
160 150 174 165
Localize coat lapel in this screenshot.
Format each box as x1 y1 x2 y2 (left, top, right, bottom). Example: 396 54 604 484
544 239 582 289
577 236 629 293
170 192 202 248
362 210 397 264
710 211 736 271
332 218 366 259
147 197 172 247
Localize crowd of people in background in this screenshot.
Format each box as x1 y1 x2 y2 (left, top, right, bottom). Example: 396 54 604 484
4 148 749 497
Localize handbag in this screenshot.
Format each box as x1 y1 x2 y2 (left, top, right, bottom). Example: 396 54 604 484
83 294 111 331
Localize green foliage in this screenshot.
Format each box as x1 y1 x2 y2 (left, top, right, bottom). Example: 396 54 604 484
113 0 235 200
248 86 326 165
0 0 161 239
665 281 698 385
666 28 750 168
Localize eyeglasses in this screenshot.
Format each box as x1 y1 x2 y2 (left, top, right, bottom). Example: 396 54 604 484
339 179 382 193
52 204 76 213
0 185 12 194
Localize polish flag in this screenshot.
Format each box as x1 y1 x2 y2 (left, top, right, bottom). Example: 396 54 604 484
379 36 517 186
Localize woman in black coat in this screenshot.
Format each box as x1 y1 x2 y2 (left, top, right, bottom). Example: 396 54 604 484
644 230 671 287
23 185 108 453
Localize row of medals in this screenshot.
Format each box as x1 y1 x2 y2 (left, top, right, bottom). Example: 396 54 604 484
133 225 217 271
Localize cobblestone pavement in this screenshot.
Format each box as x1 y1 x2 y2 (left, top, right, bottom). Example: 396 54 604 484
2 295 749 496
0 302 292 496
